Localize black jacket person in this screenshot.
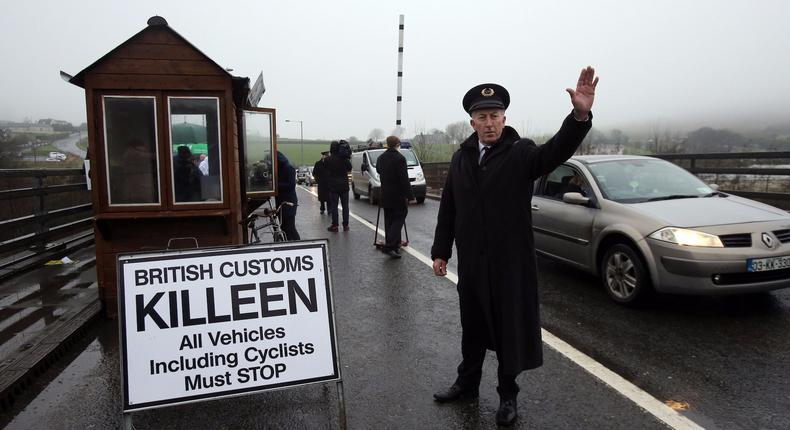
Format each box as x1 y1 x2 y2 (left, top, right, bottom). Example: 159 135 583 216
430 67 599 426
376 136 414 257
324 141 352 231
313 152 329 213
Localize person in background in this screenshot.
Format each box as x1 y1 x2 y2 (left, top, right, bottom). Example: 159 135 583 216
376 135 414 258
431 67 598 426
173 145 202 202
313 151 329 214
275 151 300 240
324 141 352 232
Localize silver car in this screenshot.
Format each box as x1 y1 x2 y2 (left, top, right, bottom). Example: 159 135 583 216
532 155 790 304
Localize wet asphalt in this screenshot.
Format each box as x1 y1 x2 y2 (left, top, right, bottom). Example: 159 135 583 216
3 185 789 429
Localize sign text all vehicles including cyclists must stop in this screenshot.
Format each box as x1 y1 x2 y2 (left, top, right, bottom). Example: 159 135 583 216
117 240 339 412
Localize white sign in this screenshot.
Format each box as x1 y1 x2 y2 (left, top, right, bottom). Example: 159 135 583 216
118 240 339 412
83 159 91 191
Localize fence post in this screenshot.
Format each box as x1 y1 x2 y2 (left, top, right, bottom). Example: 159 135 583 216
32 173 47 250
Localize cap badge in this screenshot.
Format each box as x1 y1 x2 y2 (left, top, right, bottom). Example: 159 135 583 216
481 88 495 97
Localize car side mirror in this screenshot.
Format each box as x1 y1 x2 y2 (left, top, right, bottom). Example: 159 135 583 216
709 183 719 191
563 192 590 205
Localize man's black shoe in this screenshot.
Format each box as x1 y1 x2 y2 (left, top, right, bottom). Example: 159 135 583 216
495 398 517 426
384 249 401 259
433 384 478 403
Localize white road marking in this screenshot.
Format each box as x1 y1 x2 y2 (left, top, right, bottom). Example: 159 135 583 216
298 186 703 430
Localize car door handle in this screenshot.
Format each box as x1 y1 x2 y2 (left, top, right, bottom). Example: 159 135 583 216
531 205 539 211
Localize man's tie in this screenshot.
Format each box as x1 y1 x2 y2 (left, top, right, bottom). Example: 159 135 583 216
479 145 491 165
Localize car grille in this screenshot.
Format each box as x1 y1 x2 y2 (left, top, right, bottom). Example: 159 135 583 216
719 233 752 247
773 229 790 243
713 268 790 285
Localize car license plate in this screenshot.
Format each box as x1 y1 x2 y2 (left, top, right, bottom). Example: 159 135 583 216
747 255 790 272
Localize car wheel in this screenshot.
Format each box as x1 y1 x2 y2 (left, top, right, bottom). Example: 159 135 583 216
352 184 360 200
416 196 425 204
369 185 378 205
600 243 651 305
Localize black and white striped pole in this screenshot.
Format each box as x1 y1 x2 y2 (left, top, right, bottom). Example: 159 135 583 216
395 14 405 135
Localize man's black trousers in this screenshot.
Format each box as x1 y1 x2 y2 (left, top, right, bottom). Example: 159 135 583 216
383 206 408 251
329 191 349 227
455 290 519 399
279 213 300 241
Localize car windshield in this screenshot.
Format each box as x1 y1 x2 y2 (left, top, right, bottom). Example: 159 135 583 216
401 149 420 167
367 150 384 166
367 149 419 167
586 158 713 203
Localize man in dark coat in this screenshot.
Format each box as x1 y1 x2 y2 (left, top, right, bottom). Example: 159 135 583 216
324 141 352 232
313 151 329 214
376 135 415 258
173 145 202 202
430 67 598 426
275 151 300 240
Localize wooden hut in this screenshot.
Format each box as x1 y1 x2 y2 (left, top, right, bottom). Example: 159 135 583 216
64 16 277 317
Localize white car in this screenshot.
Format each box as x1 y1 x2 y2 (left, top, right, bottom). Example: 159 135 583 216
350 148 427 204
49 151 67 161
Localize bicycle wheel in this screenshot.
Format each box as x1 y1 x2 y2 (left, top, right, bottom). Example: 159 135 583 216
273 231 287 242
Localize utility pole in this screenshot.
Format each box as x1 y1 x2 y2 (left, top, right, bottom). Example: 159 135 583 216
395 14 405 134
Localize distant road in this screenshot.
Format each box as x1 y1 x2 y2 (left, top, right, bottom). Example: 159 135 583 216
52 132 86 159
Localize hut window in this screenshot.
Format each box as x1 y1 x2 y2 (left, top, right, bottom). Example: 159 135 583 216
243 110 276 195
168 97 223 204
102 96 161 206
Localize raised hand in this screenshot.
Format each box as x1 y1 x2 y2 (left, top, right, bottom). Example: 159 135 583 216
566 66 599 120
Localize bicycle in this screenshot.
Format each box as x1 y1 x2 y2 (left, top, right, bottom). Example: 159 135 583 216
241 200 295 243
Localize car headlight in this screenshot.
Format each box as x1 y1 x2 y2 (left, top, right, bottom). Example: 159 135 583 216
416 172 424 181
648 227 723 247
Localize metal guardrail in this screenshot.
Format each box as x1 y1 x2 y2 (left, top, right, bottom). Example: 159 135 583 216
423 152 790 208
0 168 92 272
655 151 790 160
653 152 790 207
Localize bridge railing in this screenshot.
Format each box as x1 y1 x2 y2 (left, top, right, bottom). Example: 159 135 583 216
0 168 92 276
654 152 790 209
423 151 790 209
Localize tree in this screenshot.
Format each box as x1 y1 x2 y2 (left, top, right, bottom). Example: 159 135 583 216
0 129 28 168
609 129 629 154
649 121 665 154
578 128 608 155
409 128 452 162
368 128 384 142
686 127 746 153
445 121 472 145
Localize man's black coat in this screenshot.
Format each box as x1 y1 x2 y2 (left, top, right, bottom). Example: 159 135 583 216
323 153 352 194
431 112 592 374
376 147 414 208
313 158 329 202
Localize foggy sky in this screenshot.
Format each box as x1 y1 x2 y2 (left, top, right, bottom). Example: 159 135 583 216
1 0 788 140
